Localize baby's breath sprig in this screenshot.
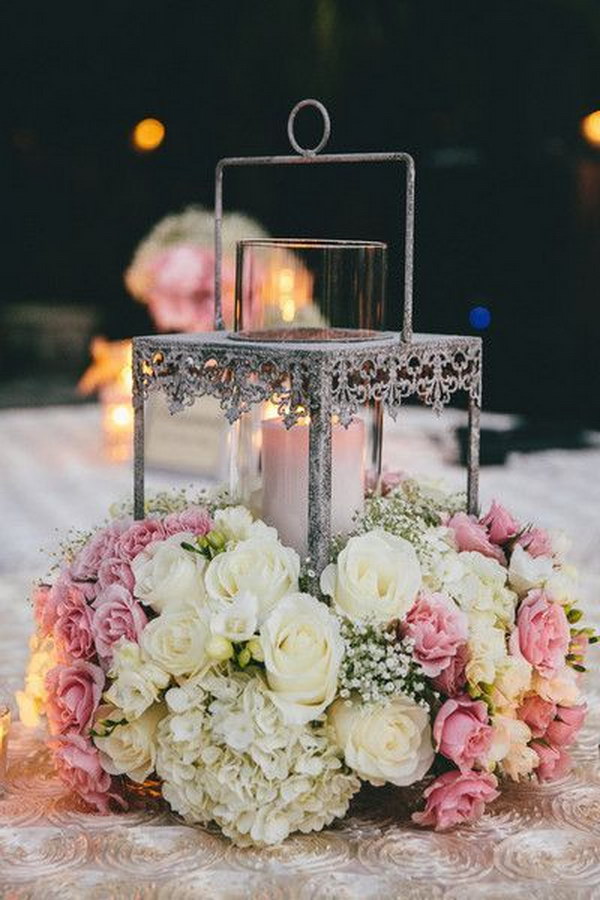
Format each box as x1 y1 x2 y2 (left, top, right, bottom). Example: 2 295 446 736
338 619 434 709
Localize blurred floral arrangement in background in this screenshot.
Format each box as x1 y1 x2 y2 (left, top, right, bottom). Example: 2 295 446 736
124 206 268 332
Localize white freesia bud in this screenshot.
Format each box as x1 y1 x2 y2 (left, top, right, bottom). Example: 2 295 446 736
260 593 343 725
132 533 207 614
328 694 434 786
141 608 210 677
210 592 258 642
205 537 299 622
320 530 421 624
508 544 554 596
206 635 234 662
94 704 165 782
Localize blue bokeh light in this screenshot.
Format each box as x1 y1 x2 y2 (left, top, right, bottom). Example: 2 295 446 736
469 305 491 330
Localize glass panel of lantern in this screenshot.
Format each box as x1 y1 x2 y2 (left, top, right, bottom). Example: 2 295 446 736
230 238 387 555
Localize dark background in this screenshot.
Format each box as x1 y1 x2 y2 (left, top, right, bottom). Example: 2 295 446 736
3 0 600 424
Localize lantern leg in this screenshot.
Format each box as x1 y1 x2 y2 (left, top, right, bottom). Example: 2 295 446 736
307 390 333 587
467 395 480 515
133 392 145 520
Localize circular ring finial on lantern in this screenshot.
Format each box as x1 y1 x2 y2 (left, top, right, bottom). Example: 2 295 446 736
287 99 331 156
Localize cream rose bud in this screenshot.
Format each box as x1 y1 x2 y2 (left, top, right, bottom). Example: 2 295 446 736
329 694 434 786
141 607 210 677
508 544 554 596
131 533 207 614
260 593 343 725
210 591 258 642
204 537 300 622
94 704 165 783
320 530 421 624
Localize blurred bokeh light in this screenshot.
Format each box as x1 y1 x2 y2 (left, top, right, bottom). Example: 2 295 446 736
132 118 165 152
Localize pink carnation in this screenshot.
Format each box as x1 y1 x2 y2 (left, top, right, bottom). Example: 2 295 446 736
412 770 500 831
480 500 519 545
162 506 212 538
92 584 148 659
116 519 166 562
446 512 506 564
510 589 570 678
70 521 129 583
517 695 557 738
518 528 553 558
433 696 493 772
532 741 571 782
432 644 469 697
403 592 468 677
97 557 135 592
50 733 124 813
46 661 105 736
545 704 586 748
53 584 95 661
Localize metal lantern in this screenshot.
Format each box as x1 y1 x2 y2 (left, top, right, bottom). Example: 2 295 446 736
132 99 482 578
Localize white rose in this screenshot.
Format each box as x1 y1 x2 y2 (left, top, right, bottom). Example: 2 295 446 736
95 704 165 782
210 591 258 642
204 537 300 622
490 656 532 714
105 640 170 720
213 506 277 544
260 593 343 725
328 694 434 786
132 533 207 614
508 544 554 596
320 530 421 624
141 607 210 677
485 714 537 780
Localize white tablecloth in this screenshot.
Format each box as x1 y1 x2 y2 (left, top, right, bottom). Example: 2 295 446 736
1 404 600 897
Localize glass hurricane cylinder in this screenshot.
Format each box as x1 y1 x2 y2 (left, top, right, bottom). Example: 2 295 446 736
230 239 387 556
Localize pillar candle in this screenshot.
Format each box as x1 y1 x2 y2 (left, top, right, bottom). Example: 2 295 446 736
0 705 10 788
261 417 365 555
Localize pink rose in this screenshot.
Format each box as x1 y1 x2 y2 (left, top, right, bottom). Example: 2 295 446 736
116 519 166 562
403 592 468 677
433 696 493 772
162 506 212 538
510 589 570 678
480 500 519 545
532 741 571 782
70 521 130 583
412 770 500 830
147 245 215 332
50 733 124 813
518 528 553 558
46 661 105 735
446 513 506 564
432 644 469 697
53 584 95 661
517 695 557 738
92 584 148 659
544 704 586 748
97 557 135 592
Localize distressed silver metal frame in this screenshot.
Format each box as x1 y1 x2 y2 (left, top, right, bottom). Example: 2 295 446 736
132 99 482 577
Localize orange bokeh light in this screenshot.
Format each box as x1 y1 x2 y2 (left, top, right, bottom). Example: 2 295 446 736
132 117 165 152
581 111 600 148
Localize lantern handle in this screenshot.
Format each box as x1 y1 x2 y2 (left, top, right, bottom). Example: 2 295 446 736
287 98 331 156
214 99 415 343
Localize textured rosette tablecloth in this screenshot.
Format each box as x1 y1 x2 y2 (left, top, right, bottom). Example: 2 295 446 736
1 405 600 898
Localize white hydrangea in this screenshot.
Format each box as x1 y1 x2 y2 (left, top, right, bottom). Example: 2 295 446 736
156 668 360 846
